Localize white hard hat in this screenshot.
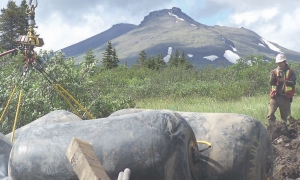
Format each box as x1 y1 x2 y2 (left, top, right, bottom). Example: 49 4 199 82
275 54 286 63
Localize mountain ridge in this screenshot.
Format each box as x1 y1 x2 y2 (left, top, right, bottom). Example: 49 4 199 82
139 7 203 28
60 7 300 66
59 23 137 57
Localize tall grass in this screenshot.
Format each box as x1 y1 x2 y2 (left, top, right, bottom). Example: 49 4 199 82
90 55 300 126
135 95 300 126
93 57 276 101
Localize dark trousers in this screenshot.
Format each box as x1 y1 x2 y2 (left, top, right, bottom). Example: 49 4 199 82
267 95 291 123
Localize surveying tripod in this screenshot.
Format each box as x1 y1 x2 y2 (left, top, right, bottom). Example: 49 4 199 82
0 0 94 142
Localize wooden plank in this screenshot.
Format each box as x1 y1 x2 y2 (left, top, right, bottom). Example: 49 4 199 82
66 137 111 180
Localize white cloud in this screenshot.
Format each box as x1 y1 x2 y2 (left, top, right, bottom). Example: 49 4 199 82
35 4 144 51
37 12 96 51
271 8 300 51
216 2 300 52
1 0 300 53
0 0 172 51
227 8 278 27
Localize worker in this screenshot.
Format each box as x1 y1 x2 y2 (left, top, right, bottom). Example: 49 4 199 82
267 53 296 125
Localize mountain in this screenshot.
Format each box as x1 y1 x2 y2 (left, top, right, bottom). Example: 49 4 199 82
61 7 300 66
59 23 137 58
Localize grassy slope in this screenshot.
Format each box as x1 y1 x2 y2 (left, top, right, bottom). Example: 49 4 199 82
75 16 225 64
135 95 300 127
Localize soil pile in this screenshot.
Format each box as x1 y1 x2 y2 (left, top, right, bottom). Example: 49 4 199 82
267 118 300 180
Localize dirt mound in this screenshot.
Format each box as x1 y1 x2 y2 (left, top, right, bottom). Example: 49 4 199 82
267 118 300 180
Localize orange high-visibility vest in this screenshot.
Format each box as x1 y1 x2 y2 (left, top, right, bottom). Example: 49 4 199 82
270 68 295 98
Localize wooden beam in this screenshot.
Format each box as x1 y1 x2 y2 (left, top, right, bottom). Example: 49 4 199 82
66 137 111 180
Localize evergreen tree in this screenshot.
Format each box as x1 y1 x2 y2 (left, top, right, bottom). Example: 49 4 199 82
101 41 114 69
84 49 96 65
179 50 187 65
112 47 119 68
144 56 152 69
140 54 166 71
168 49 180 67
154 54 166 70
168 54 173 64
17 0 28 36
0 1 28 50
137 50 147 67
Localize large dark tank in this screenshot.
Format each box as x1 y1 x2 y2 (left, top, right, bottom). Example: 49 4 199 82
110 109 274 180
6 110 82 141
9 110 198 180
0 132 11 180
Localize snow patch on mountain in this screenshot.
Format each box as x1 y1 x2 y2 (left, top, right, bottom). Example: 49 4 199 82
230 45 237 52
258 43 265 47
164 47 173 62
221 36 237 52
168 12 184 21
223 50 240 63
191 24 196 27
204 55 218 61
187 54 193 57
164 55 171 62
260 38 283 53
221 37 226 44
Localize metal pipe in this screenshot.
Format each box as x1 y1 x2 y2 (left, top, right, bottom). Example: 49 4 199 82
0 49 16 58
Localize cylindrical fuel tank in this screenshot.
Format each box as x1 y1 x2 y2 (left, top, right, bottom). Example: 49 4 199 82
110 109 274 180
0 132 11 180
6 110 82 141
9 110 197 180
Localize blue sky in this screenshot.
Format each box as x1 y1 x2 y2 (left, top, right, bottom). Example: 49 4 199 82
197 9 231 26
0 0 300 53
175 0 232 26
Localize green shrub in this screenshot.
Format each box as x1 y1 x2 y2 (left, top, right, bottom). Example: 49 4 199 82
90 94 135 117
2 53 300 134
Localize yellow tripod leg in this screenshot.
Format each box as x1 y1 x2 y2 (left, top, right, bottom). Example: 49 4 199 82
0 85 17 123
57 84 94 119
11 90 22 142
52 84 82 119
